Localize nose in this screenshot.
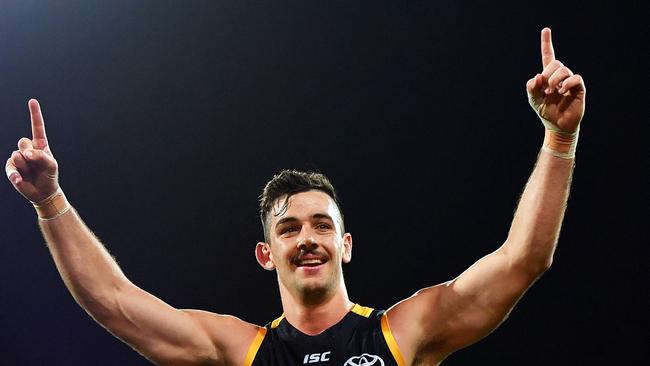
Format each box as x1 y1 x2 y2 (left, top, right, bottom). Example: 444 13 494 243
297 228 318 251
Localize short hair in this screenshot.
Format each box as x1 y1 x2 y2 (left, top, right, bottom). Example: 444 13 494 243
259 170 344 243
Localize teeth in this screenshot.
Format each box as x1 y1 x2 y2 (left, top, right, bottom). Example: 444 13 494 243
299 259 323 265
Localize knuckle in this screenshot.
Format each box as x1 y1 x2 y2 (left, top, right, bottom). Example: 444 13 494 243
17 137 31 146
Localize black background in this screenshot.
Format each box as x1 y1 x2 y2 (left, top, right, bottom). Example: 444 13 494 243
1 1 647 365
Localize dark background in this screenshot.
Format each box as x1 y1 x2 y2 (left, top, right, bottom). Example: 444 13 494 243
0 1 647 365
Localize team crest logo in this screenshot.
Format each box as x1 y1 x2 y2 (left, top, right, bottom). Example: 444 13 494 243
343 353 384 366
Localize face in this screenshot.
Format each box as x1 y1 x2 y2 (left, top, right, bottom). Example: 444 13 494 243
256 190 352 300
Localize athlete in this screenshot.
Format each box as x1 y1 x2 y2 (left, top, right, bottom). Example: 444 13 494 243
5 28 584 365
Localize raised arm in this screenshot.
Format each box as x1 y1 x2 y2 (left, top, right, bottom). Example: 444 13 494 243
386 28 586 365
5 100 259 365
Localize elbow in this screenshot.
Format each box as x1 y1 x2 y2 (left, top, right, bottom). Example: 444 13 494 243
526 255 554 278
503 248 554 278
541 256 553 272
502 239 556 276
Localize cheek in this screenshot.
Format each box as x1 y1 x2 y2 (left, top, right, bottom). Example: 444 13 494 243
270 243 291 264
330 240 345 259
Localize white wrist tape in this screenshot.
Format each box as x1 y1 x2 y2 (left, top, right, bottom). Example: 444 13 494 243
541 127 579 159
32 187 71 220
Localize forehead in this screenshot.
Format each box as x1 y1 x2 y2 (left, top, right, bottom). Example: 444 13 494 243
271 190 340 223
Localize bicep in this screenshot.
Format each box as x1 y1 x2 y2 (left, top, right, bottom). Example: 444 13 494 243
96 283 255 366
438 248 539 348
388 247 543 361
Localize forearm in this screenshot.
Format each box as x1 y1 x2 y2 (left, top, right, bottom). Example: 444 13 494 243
38 201 131 319
503 149 575 272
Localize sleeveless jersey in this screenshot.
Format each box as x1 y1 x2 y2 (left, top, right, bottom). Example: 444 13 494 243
243 304 406 366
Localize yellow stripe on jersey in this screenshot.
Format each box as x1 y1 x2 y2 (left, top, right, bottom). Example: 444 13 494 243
380 313 406 366
243 326 267 366
270 314 285 329
350 304 374 318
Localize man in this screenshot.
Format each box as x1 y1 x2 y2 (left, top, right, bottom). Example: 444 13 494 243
5 28 584 365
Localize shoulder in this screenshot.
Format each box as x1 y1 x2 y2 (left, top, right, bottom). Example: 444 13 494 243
385 284 451 364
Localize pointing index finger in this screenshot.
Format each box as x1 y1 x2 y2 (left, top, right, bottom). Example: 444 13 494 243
28 99 48 149
541 27 555 68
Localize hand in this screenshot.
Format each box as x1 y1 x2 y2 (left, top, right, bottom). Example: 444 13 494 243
526 28 586 133
5 99 60 203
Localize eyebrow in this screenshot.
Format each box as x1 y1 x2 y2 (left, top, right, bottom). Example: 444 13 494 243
274 213 334 230
312 213 334 222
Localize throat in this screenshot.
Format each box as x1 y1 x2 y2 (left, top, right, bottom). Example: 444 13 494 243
278 283 354 336
290 304 352 336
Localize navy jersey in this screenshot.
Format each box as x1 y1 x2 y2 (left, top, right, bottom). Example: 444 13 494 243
243 304 406 366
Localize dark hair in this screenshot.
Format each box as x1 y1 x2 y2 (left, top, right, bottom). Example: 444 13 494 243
259 170 344 242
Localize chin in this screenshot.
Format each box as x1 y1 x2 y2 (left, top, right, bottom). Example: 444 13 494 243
297 279 329 294
295 272 340 298
297 283 332 303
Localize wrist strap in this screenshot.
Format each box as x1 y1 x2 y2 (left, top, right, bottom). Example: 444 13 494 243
32 188 71 220
541 127 579 159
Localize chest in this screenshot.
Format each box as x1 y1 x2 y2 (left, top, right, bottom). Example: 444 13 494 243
253 320 399 366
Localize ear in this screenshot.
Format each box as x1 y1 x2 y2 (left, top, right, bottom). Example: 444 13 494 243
255 242 276 271
342 233 353 264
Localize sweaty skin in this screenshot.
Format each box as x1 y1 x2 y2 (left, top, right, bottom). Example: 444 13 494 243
5 28 584 365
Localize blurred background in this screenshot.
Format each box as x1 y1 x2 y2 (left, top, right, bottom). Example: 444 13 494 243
0 1 646 364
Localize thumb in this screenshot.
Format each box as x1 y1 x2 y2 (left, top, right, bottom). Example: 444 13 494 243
526 73 544 111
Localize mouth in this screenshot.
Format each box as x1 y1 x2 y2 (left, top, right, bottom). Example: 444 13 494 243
293 255 329 268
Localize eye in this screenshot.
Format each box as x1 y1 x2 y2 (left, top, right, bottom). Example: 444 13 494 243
316 223 332 230
281 226 298 235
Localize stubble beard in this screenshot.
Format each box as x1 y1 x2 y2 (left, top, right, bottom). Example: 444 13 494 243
290 264 342 306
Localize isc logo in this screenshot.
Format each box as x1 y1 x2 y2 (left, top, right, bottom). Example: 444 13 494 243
303 351 331 363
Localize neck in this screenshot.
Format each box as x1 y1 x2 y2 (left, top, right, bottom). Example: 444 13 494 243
278 280 354 335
